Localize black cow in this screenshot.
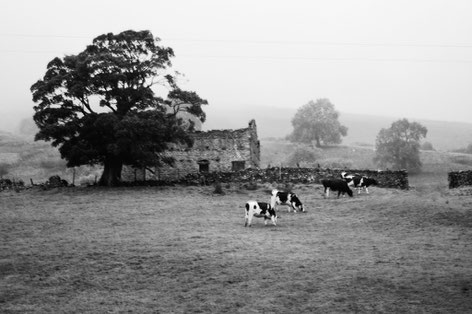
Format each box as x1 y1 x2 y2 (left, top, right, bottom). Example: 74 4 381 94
321 178 353 198
270 189 305 212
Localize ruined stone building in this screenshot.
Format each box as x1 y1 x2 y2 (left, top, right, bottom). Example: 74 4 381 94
123 119 260 181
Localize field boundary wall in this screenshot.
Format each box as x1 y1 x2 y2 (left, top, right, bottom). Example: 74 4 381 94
128 167 409 189
448 170 472 188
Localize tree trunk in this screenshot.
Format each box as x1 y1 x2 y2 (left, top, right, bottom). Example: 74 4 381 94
99 157 123 186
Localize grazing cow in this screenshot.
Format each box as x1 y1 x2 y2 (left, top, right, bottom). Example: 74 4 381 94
245 201 277 227
341 172 377 194
356 177 377 194
321 178 353 198
270 189 305 212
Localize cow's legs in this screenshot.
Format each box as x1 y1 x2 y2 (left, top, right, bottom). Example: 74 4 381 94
277 203 291 213
270 197 277 214
245 210 252 227
262 216 276 226
246 214 253 227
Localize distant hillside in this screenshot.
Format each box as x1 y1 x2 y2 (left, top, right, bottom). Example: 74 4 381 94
5 106 472 152
340 114 472 152
202 105 472 151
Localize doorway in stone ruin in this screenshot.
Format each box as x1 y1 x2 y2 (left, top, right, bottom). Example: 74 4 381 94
198 160 210 172
231 160 245 171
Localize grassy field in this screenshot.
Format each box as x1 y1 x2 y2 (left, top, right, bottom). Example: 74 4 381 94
1 181 472 313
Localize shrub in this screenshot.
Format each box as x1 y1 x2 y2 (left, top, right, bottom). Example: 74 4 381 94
0 162 11 178
286 146 321 167
421 142 435 151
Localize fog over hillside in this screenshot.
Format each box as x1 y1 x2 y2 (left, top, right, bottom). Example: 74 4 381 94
2 104 472 152
202 105 472 151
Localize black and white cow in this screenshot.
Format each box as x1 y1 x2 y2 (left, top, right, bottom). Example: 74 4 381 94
270 189 305 213
321 178 353 198
341 172 378 194
245 201 278 227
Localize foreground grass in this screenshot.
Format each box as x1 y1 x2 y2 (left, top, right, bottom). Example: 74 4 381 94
1 184 472 313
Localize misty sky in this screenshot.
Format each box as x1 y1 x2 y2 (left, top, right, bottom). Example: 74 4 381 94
1 0 472 132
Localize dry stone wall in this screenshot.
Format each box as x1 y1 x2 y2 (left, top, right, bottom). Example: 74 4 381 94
172 167 409 189
448 170 472 188
120 118 409 189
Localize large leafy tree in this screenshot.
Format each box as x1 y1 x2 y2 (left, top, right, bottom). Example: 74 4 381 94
31 30 207 186
289 99 347 147
374 118 427 172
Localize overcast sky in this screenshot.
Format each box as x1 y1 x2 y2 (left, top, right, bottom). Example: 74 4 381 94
1 0 472 132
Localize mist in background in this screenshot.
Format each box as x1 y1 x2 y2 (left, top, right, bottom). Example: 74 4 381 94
1 0 472 136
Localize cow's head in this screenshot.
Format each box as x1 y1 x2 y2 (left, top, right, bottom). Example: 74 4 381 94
290 193 305 212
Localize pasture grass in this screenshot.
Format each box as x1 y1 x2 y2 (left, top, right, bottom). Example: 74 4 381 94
1 183 472 313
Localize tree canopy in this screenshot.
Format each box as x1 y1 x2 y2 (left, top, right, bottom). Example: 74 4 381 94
31 30 207 186
374 118 427 173
288 99 347 147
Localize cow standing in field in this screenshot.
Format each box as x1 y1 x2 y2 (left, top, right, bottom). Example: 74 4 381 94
245 201 278 227
270 189 305 213
341 172 378 194
321 178 353 198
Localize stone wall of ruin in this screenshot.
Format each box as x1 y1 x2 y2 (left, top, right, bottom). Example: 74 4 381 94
121 120 260 182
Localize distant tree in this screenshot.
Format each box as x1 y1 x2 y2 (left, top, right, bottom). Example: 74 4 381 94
31 30 207 186
374 119 427 172
288 99 348 147
286 146 320 167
